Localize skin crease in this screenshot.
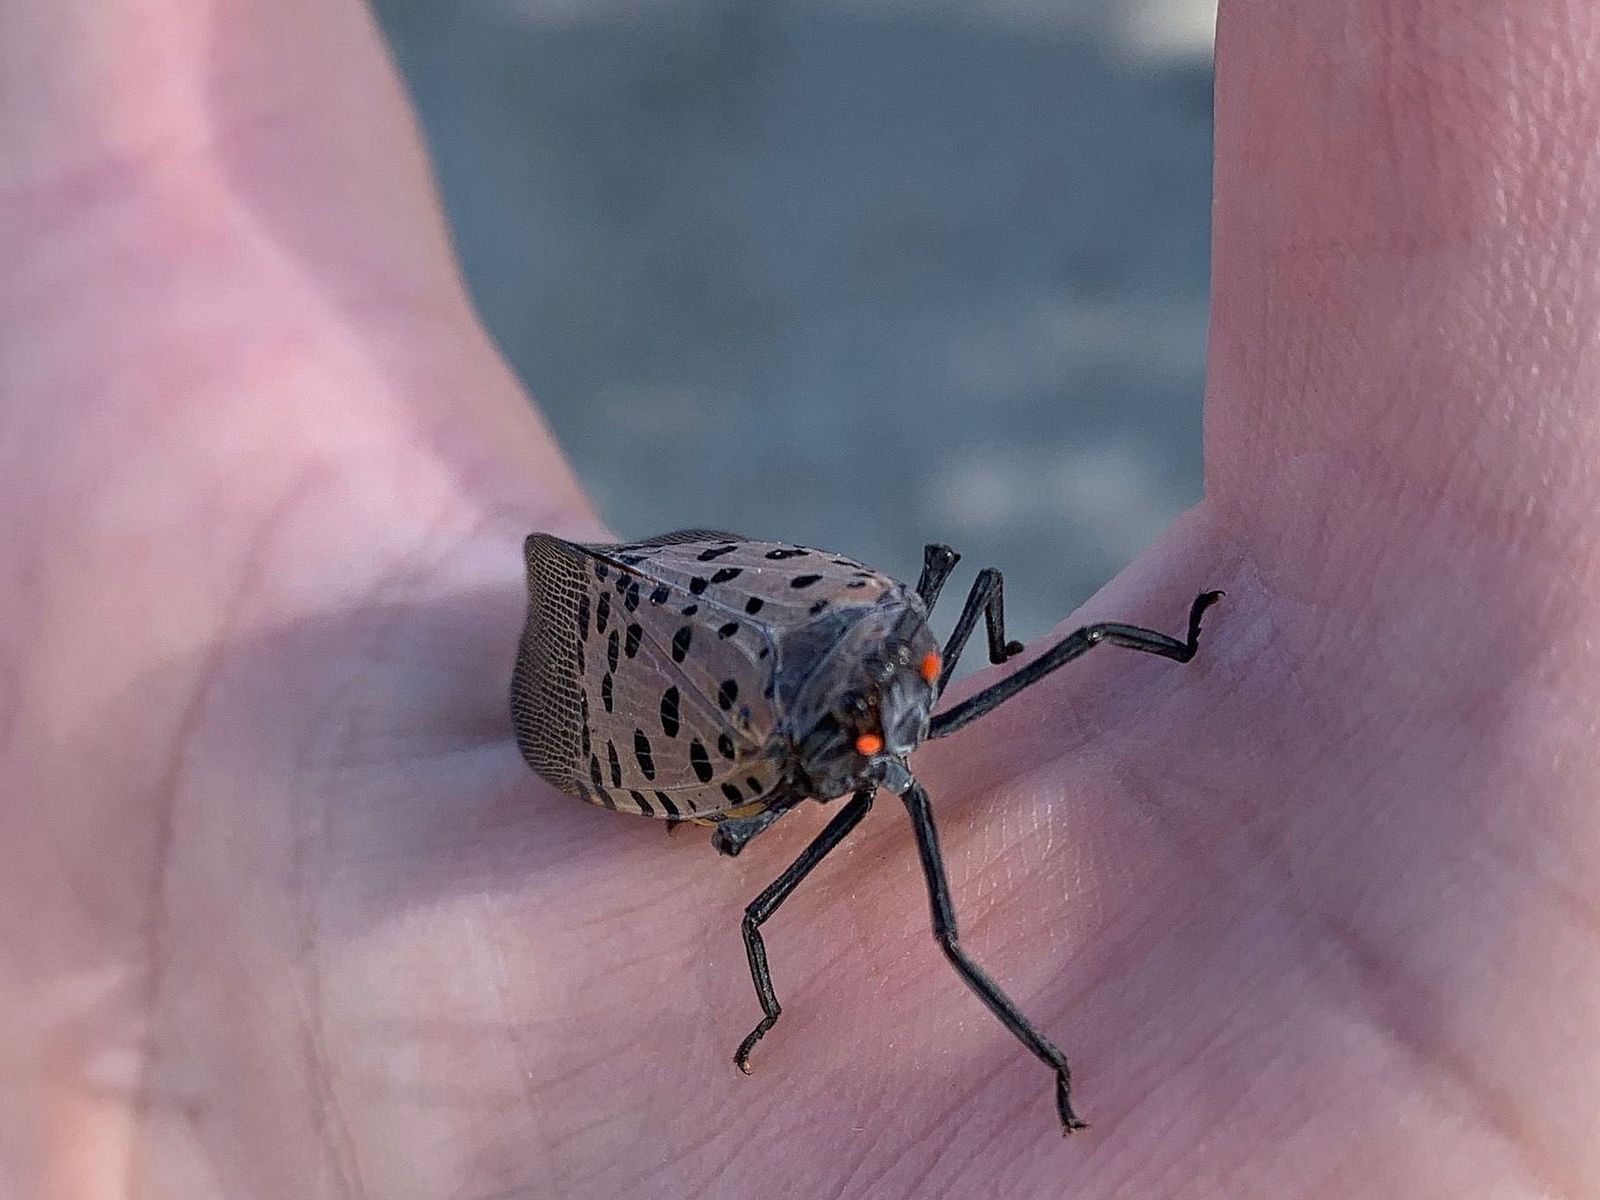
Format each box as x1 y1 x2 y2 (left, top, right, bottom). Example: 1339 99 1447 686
2 0 1598 1196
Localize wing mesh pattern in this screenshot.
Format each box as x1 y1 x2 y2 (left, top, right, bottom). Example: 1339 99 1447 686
511 534 590 793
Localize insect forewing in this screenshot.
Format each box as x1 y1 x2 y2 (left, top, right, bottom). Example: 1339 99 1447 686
514 532 785 818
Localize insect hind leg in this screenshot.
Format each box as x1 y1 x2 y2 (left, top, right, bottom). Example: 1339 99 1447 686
900 779 1087 1134
711 806 788 857
733 788 875 1072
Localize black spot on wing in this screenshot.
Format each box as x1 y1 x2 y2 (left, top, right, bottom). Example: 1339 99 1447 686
564 555 775 789
710 567 742 584
634 730 656 779
607 740 622 787
660 688 681 737
596 592 610 633
671 625 693 662
689 739 713 783
624 623 642 658
745 597 764 615
717 680 739 710
790 574 822 589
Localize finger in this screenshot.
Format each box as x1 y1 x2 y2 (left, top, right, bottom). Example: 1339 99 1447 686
0 2 451 282
1206 2 1600 587
0 0 593 531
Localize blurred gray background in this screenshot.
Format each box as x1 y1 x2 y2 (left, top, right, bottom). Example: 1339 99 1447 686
374 0 1216 645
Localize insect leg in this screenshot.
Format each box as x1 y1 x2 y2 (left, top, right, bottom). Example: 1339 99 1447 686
916 544 961 612
930 590 1222 740
735 787 876 1073
900 779 1086 1134
711 806 789 857
934 568 1026 692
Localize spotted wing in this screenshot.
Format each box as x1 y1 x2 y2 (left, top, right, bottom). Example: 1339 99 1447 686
604 534 921 721
601 534 902 632
514 532 785 819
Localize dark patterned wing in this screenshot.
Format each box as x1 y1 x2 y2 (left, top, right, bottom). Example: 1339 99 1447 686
513 532 785 819
597 535 902 633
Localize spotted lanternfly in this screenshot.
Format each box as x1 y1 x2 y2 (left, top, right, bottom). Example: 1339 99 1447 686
511 529 1221 1133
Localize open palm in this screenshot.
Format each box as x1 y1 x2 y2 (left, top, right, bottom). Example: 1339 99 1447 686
4 3 1597 1197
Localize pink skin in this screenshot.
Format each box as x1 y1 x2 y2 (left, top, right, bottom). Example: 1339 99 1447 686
2 1 1598 1196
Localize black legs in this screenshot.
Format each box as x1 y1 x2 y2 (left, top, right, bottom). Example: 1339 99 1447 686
935 567 1026 693
917 543 1026 692
916 543 961 612
901 780 1086 1134
712 804 790 857
723 547 1221 1133
931 590 1223 739
920 546 1218 724
732 779 1088 1133
735 787 876 1072
729 777 1106 1133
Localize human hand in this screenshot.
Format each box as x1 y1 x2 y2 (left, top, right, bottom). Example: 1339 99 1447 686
2 2 1596 1197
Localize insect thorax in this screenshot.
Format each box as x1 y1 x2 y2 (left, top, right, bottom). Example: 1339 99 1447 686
780 598 940 801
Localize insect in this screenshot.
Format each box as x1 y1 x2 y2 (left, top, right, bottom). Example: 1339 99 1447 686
511 529 1221 1133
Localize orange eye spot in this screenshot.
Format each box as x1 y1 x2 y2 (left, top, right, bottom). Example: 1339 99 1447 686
920 651 941 684
855 732 884 756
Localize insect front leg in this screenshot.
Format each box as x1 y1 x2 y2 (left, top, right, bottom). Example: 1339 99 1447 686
930 590 1222 739
734 787 875 1073
934 567 1026 693
915 543 961 612
900 779 1087 1134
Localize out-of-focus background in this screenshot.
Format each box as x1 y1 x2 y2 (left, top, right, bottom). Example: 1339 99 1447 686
375 0 1217 645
